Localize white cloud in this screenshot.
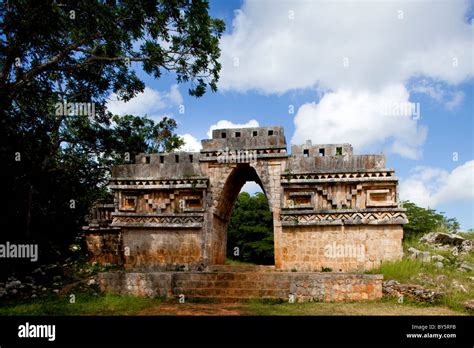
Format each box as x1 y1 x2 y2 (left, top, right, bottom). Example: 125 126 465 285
291 84 427 159
410 79 465 110
241 181 263 195
445 91 465 111
219 0 472 158
106 85 183 119
167 84 184 106
400 161 474 207
207 119 259 138
410 79 446 103
178 133 202 152
219 0 473 94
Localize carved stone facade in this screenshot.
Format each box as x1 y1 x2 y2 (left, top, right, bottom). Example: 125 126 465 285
84 126 407 273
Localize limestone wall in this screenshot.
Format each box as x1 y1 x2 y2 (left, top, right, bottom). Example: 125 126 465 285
120 229 203 271
84 230 123 265
280 225 403 272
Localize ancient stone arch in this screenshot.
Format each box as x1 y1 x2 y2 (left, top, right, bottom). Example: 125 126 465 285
84 126 407 273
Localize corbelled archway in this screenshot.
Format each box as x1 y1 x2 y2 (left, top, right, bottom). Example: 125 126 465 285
207 163 273 265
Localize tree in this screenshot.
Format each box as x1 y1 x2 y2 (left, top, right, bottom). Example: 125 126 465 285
401 201 460 238
227 192 274 265
0 1 225 269
442 216 460 233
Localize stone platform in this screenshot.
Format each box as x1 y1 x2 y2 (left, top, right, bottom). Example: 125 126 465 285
97 266 383 302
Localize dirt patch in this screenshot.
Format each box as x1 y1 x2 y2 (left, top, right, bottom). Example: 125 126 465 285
138 302 252 316
244 301 466 316
138 301 465 316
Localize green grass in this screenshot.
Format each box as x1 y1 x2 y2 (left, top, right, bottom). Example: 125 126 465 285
368 252 474 313
224 258 255 266
458 232 474 240
365 235 474 314
0 294 163 316
404 235 474 260
241 297 463 316
367 258 437 283
0 294 464 316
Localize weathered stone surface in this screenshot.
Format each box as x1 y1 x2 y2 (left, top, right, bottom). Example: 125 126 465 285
383 280 443 303
98 270 383 302
97 272 173 298
420 232 466 246
84 229 123 265
433 261 444 268
121 228 203 271
460 240 474 253
280 225 403 271
464 299 474 311
407 247 432 262
458 262 474 272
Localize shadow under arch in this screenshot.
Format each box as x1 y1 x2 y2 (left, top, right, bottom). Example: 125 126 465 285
210 163 274 265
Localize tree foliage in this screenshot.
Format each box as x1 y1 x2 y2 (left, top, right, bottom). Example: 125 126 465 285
227 192 274 265
401 200 460 238
0 1 225 267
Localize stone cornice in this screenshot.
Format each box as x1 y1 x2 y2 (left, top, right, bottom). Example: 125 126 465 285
109 177 208 190
281 170 398 184
111 213 204 228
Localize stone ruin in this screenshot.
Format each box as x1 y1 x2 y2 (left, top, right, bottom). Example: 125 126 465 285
83 126 407 302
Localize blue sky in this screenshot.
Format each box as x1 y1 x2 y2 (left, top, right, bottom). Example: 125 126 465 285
107 0 474 230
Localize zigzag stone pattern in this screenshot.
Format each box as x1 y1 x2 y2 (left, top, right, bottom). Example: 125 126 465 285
281 210 408 226
111 215 204 228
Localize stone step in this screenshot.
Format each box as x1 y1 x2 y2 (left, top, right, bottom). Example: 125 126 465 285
173 287 290 298
173 272 296 282
174 280 292 288
206 265 276 272
171 296 282 303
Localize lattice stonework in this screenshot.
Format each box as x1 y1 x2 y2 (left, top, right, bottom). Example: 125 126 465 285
313 184 361 209
119 192 137 212
284 181 398 211
365 188 397 207
119 189 205 216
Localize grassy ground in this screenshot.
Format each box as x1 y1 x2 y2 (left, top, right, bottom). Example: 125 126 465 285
224 258 256 266
242 298 462 316
0 294 464 316
0 294 163 316
367 235 474 313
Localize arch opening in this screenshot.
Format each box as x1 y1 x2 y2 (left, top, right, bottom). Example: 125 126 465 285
211 164 275 265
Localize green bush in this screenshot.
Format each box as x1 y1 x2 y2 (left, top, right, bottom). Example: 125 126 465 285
401 200 460 238
227 192 274 264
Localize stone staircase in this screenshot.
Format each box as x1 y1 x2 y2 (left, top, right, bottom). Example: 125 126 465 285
206 265 276 272
98 266 383 302
173 268 289 301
